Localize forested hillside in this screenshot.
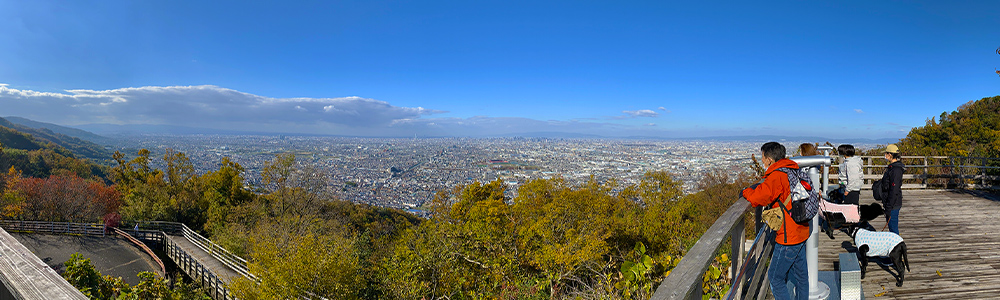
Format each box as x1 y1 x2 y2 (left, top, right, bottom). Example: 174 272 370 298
3 116 109 144
0 126 108 182
899 95 1000 157
2 140 752 299
0 117 111 160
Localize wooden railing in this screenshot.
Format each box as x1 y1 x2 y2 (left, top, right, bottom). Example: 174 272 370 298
831 156 1000 189
656 156 1000 300
0 220 254 300
127 221 255 281
0 224 88 300
161 231 234 300
0 220 105 236
650 199 756 300
111 227 167 277
723 226 775 300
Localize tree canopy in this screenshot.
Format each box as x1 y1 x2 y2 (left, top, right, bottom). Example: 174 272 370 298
899 95 1000 157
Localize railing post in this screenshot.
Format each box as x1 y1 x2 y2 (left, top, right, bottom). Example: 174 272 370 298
754 206 762 235
730 215 745 284
950 157 956 188
923 156 928 188
864 157 870 185
983 157 988 189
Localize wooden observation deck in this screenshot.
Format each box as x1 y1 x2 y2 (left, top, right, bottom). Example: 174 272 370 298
818 189 1000 299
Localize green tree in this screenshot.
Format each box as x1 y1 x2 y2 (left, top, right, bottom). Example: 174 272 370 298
229 232 361 299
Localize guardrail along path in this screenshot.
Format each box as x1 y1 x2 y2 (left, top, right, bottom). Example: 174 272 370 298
164 233 241 282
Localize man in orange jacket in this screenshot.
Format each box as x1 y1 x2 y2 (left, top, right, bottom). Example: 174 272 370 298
742 142 809 300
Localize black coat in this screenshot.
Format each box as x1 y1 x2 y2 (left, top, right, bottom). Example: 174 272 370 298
880 161 905 210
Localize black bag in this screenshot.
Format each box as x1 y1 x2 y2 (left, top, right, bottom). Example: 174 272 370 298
872 179 888 200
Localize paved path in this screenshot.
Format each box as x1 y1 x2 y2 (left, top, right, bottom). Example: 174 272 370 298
10 233 162 286
165 233 241 283
818 190 1000 299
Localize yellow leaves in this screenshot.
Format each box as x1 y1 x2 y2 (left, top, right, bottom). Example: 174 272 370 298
937 270 943 277
231 232 361 300
873 284 887 297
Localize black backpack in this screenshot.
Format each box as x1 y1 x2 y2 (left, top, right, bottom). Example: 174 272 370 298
872 166 891 200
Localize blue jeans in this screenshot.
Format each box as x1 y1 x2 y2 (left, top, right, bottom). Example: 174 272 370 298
886 208 900 235
769 242 809 300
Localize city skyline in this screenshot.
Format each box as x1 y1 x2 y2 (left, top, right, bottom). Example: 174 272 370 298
2 1 999 138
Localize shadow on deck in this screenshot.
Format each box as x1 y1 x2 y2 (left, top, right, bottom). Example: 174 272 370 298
818 190 1000 299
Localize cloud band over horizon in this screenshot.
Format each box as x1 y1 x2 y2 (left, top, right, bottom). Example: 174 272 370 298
0 84 909 139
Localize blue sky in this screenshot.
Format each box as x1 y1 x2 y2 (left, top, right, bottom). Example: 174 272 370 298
0 1 998 138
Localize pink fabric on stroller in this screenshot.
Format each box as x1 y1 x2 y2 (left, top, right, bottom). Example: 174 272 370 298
819 201 861 223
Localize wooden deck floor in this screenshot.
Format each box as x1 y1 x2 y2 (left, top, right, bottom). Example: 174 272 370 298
818 189 1000 299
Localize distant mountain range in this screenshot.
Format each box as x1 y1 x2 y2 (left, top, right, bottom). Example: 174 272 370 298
3 116 109 143
68 123 901 144
73 123 277 136
0 117 111 160
1 116 901 146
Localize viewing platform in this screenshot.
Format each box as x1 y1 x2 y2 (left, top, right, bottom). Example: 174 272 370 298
654 153 1000 300
818 189 1000 299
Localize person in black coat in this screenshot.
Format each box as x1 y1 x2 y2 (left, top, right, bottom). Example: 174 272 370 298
880 144 904 235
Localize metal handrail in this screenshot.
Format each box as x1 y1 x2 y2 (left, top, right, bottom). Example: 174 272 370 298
723 228 775 300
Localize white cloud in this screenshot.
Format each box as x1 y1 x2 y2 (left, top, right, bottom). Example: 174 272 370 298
644 123 657 126
619 109 659 119
658 107 666 111
854 109 864 114
0 84 445 129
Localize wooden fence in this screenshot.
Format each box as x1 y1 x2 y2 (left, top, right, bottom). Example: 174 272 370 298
832 156 1000 189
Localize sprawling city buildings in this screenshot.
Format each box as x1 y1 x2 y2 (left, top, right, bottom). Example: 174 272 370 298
109 136 860 211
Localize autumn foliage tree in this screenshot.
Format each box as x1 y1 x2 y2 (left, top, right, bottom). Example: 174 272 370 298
899 95 1000 157
0 170 121 222
379 169 747 300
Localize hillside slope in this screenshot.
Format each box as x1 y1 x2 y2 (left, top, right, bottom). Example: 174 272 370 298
0 125 108 182
0 117 111 160
4 116 108 143
900 95 1000 157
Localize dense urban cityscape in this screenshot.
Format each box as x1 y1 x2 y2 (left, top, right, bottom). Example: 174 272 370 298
106 135 879 211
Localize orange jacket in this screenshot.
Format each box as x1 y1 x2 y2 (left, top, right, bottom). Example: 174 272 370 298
742 158 810 245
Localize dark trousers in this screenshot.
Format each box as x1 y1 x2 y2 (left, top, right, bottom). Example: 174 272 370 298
844 191 860 205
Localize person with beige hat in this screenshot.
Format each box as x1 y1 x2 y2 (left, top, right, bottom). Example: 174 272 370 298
878 144 905 235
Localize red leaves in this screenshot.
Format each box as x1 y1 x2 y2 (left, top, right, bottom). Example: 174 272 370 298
4 173 121 222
